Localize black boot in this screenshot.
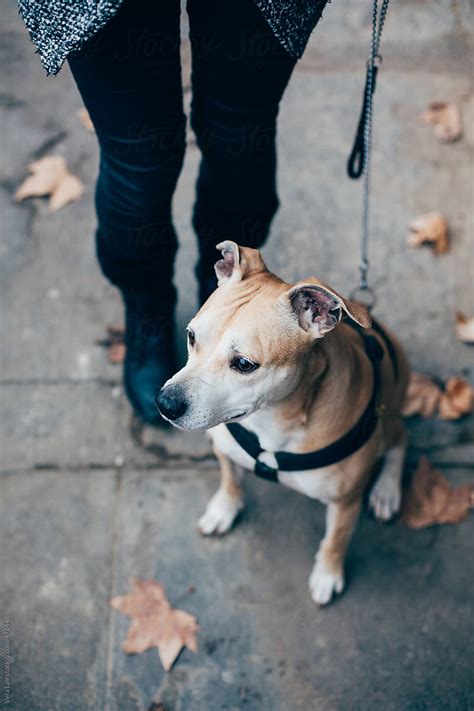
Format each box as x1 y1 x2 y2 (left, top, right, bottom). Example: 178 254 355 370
122 289 177 427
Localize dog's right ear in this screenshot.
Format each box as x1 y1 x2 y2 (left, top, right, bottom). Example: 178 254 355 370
214 241 268 286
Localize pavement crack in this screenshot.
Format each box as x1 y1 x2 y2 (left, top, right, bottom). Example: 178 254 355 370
32 130 68 159
0 376 120 386
0 454 470 478
0 92 26 109
103 467 124 711
0 456 218 476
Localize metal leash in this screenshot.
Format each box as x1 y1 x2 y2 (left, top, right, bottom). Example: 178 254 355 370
348 0 390 309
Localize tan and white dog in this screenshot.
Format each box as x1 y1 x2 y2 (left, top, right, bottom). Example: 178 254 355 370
157 241 409 605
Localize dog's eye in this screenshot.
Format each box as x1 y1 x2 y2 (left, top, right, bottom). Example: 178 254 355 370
187 329 196 347
231 356 259 374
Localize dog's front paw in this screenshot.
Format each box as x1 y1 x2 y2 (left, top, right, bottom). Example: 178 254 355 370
309 558 344 606
369 475 401 521
198 490 244 536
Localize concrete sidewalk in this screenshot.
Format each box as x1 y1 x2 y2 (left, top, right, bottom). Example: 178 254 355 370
1 1 473 709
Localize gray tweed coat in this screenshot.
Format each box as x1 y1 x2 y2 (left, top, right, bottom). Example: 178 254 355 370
17 0 330 76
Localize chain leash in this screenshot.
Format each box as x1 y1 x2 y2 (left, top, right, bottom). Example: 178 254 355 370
348 0 390 309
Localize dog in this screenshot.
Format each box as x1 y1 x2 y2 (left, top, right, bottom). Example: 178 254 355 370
157 241 410 605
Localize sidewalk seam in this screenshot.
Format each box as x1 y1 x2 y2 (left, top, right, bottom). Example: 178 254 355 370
103 466 123 711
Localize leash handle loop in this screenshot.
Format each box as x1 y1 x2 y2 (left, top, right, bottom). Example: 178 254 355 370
347 63 379 180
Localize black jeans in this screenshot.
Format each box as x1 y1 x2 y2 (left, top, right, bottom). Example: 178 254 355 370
68 0 296 305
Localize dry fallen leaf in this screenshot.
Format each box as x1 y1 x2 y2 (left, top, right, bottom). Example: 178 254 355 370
438 376 473 420
401 457 474 529
110 579 198 671
403 373 473 420
455 312 474 344
407 212 449 255
96 325 126 364
49 172 85 211
402 372 442 418
77 107 95 132
15 155 85 212
419 101 463 143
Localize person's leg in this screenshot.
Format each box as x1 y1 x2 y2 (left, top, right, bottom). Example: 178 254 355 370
69 0 184 298
187 0 296 303
68 0 184 424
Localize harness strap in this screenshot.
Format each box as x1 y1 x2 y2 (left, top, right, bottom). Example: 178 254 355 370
226 324 386 483
349 317 399 383
370 320 399 382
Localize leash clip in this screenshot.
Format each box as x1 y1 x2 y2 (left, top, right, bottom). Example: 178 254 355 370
349 285 376 311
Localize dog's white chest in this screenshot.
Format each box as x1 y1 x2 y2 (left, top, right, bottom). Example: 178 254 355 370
277 468 338 501
209 424 338 503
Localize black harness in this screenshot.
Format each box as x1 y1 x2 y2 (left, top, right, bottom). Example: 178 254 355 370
225 320 397 483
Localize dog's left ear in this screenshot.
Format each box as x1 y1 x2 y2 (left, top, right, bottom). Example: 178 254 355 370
287 278 371 338
214 240 268 286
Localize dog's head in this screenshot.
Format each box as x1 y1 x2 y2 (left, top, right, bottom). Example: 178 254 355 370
156 241 370 430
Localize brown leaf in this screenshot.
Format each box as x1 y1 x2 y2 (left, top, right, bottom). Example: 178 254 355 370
402 372 442 418
401 457 474 529
110 579 198 671
15 155 85 212
77 107 95 132
419 101 463 143
49 172 85 211
15 156 65 199
407 212 449 254
438 376 473 420
108 342 126 364
437 484 474 524
96 325 126 364
403 373 473 420
455 312 474 344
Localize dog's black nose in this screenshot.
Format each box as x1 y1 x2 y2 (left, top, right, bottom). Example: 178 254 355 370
155 387 187 421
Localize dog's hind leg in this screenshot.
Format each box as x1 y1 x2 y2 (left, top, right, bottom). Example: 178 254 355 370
369 427 408 521
198 444 244 536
